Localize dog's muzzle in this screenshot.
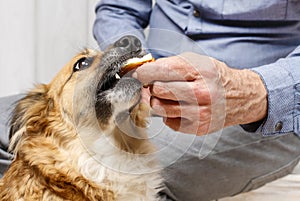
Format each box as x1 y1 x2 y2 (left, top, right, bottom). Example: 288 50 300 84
95 35 144 123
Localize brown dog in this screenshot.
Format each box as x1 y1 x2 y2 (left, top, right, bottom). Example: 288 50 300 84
0 36 162 201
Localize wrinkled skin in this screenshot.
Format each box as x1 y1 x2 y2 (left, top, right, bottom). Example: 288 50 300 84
133 52 267 135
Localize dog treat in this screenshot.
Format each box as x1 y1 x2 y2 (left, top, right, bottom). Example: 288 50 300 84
120 53 155 76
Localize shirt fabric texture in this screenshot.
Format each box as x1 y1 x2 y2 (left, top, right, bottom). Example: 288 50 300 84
93 0 300 137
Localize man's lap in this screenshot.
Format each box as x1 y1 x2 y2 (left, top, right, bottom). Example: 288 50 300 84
1 95 300 201
149 119 300 201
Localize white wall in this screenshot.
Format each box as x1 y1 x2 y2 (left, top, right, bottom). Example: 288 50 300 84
0 0 98 97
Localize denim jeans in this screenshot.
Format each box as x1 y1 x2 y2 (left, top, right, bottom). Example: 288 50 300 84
1 95 300 201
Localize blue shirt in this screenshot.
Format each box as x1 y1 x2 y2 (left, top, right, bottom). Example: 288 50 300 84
93 0 300 137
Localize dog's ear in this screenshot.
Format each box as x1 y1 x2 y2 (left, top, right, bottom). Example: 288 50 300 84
9 84 52 151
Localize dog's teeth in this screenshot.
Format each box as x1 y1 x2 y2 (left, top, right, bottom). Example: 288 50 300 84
115 73 121 80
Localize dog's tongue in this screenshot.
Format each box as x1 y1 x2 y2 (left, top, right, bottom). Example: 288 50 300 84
120 53 155 76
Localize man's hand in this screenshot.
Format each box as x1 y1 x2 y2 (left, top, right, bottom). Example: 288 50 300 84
133 52 267 135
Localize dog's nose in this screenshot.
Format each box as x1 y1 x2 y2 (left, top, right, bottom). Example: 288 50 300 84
114 35 142 53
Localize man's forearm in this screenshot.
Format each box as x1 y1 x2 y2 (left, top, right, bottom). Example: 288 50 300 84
93 0 152 50
250 46 300 136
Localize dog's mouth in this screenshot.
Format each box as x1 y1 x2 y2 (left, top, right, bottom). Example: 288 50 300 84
96 35 155 94
94 36 154 124
96 51 147 93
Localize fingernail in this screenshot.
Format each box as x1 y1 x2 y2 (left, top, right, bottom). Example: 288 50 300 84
132 72 138 79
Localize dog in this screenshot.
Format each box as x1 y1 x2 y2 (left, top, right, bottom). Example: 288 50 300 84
0 35 162 201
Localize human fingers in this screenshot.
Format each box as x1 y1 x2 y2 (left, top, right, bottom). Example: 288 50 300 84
150 81 212 105
132 55 200 84
163 117 210 136
150 97 212 120
140 87 151 105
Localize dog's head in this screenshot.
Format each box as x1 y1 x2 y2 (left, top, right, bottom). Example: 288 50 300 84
9 35 151 154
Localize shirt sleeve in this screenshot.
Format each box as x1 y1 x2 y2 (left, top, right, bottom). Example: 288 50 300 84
248 46 300 136
93 0 152 50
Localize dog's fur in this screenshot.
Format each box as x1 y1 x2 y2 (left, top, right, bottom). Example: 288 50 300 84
0 37 162 200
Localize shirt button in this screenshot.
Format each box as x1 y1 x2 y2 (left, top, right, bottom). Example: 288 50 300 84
193 9 200 17
275 121 283 132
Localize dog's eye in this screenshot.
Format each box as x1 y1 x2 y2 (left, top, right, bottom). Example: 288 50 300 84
73 57 93 72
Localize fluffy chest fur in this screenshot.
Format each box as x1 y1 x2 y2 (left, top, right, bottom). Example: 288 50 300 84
78 140 162 201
